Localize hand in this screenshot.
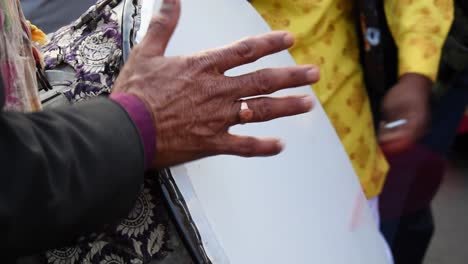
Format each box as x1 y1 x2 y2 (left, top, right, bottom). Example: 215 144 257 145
378 73 432 154
113 0 320 168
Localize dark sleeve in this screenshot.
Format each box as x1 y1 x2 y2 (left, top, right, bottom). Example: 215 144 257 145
0 98 144 256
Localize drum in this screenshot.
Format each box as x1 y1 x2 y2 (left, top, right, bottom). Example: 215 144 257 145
136 0 390 263
35 0 389 263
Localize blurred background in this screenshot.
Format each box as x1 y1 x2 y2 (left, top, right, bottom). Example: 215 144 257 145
426 134 468 264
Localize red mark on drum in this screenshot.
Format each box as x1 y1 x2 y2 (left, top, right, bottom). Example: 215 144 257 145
350 192 366 231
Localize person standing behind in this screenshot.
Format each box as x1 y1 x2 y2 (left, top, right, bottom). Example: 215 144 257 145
380 1 468 262
250 0 453 223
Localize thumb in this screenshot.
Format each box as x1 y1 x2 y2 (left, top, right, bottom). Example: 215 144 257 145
141 0 181 56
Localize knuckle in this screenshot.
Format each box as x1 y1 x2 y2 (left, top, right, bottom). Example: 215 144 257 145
184 55 201 71
149 16 170 31
256 100 274 120
201 53 218 71
254 69 273 94
267 35 279 47
228 102 240 121
239 138 257 157
189 52 216 72
288 68 300 79
286 69 303 86
234 40 255 61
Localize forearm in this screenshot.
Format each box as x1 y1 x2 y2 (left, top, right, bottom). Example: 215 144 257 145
0 98 144 256
385 0 454 81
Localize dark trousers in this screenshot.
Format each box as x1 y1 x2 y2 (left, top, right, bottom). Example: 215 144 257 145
381 208 434 264
380 79 468 264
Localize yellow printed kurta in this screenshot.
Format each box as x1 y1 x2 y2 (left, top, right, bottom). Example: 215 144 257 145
252 0 453 198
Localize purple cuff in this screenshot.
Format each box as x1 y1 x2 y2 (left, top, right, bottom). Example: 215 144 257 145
111 93 155 169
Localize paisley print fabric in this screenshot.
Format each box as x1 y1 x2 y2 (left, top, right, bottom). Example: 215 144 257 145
42 2 122 102
33 1 194 263
44 179 185 264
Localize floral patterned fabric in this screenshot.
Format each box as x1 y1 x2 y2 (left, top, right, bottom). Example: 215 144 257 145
30 1 194 263
0 0 193 263
42 3 122 103
43 179 191 264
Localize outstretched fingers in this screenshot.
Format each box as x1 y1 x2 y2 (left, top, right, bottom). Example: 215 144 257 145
218 134 285 157
228 95 314 125
196 31 295 73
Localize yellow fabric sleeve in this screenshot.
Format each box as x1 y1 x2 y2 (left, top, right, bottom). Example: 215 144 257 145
385 0 454 81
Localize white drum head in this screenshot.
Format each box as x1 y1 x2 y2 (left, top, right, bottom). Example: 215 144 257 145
137 1 389 263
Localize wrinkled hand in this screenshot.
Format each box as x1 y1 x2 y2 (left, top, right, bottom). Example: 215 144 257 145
378 73 432 154
113 0 319 168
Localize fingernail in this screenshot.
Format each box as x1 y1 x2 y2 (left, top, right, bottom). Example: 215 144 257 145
301 95 314 110
163 0 176 6
161 0 175 9
277 140 285 151
306 67 319 82
283 33 295 46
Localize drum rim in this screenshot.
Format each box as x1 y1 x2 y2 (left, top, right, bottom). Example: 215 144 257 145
158 169 213 264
